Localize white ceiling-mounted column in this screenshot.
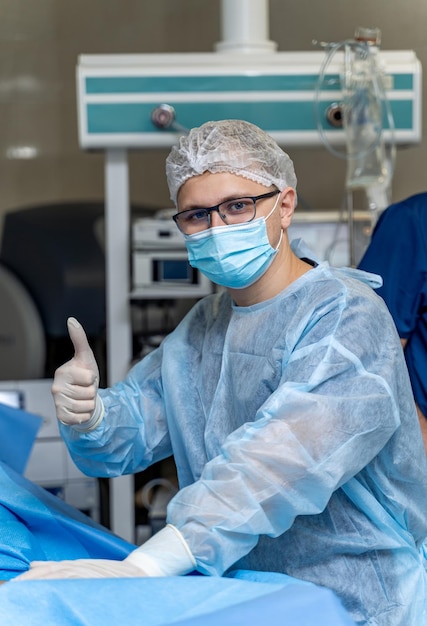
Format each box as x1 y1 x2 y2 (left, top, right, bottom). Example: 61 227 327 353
215 0 277 54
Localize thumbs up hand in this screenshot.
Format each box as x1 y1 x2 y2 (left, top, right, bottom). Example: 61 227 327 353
52 317 104 430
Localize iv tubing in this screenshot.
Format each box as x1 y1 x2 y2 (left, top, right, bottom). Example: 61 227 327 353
314 39 396 175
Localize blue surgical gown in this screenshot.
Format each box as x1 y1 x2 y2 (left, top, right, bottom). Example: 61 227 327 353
358 193 427 419
60 257 427 626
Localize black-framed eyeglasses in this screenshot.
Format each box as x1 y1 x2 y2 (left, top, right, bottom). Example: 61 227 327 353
173 190 280 235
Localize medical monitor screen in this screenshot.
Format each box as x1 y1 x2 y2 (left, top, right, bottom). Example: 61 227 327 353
155 259 194 283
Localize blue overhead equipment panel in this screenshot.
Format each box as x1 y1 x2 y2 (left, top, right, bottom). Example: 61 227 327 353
77 50 421 149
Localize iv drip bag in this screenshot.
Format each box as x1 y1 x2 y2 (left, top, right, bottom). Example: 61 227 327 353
341 28 389 191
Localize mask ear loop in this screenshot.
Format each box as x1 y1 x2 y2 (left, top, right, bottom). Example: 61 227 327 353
274 228 284 251
263 191 283 251
263 191 281 221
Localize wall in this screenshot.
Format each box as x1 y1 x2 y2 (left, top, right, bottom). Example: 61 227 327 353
0 0 425 234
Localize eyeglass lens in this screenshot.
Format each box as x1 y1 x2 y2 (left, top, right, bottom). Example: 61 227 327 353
174 191 279 235
176 198 255 234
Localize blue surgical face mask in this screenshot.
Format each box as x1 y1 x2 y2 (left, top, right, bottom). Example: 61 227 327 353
183 193 282 289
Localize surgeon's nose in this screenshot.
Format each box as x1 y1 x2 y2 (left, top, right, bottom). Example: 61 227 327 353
210 209 226 228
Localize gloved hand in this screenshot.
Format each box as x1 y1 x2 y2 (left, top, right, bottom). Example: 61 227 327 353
12 558 147 580
52 317 103 431
13 526 196 581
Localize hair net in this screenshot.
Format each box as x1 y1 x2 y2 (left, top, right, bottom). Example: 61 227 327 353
165 119 297 204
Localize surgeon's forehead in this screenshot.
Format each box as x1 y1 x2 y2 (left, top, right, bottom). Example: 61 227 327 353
177 171 270 210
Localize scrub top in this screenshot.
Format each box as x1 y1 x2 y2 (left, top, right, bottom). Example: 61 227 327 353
358 193 427 417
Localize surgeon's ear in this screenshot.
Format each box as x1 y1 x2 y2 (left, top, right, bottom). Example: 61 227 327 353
279 187 296 229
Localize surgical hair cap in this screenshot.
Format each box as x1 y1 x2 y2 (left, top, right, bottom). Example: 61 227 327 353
165 119 297 204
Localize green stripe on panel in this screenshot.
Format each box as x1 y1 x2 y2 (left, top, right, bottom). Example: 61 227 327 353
87 101 318 133
86 99 413 134
85 73 413 95
86 74 331 94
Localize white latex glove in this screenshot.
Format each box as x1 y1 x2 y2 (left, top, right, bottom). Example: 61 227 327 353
13 558 147 581
125 524 196 577
52 317 104 431
13 526 196 581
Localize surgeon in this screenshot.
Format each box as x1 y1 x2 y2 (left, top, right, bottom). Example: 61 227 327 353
358 193 427 454
15 120 427 625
